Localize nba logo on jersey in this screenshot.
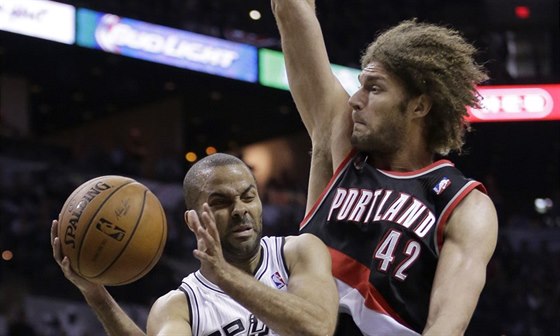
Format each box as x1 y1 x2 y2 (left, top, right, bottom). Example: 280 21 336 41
271 272 286 289
433 177 451 195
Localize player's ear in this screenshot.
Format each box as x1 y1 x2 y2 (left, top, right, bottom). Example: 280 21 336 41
411 94 432 118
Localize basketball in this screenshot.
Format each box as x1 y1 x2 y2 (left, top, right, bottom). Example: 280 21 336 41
57 175 167 286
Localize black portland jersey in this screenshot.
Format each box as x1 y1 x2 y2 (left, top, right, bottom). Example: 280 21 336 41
300 151 485 335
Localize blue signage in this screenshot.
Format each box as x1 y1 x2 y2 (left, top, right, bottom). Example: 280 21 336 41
76 8 258 82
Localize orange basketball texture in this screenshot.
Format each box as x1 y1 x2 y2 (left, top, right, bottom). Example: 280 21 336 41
58 175 167 286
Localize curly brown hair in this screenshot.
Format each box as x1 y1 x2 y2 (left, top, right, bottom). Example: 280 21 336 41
361 19 488 155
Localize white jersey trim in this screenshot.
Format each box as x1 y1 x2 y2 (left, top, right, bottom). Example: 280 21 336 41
337 279 420 336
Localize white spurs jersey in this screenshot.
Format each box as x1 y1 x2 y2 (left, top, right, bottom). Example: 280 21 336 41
178 236 290 336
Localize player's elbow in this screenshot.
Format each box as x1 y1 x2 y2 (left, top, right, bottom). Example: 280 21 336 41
292 324 335 336
296 315 337 336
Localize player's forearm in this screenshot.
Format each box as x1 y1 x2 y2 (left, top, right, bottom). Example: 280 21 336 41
422 313 470 336
271 0 328 86
423 291 482 335
423 268 486 335
83 286 146 336
216 263 333 336
271 0 337 129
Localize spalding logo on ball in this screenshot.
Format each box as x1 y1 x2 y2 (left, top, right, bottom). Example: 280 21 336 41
58 175 167 286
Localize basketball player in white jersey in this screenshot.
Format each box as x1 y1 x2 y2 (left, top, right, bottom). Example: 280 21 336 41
51 153 339 335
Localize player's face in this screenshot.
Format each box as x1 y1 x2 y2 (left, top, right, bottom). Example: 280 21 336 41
201 164 263 263
348 61 411 154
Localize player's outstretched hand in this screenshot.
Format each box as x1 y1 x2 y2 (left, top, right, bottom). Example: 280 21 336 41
186 204 228 281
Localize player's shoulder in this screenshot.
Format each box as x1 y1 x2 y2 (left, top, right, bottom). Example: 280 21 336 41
284 233 324 248
283 234 329 260
446 188 498 238
152 289 188 310
458 188 496 212
148 289 192 334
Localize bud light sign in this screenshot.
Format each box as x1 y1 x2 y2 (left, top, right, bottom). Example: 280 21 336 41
76 8 258 82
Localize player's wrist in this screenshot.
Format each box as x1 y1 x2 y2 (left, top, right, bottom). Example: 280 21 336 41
82 284 110 307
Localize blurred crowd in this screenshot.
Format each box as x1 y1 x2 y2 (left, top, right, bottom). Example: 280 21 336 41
1 135 559 336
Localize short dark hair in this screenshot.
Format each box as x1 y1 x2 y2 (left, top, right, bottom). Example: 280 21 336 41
361 19 488 155
182 153 251 209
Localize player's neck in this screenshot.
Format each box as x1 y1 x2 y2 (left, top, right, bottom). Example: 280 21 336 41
369 147 433 172
227 246 263 275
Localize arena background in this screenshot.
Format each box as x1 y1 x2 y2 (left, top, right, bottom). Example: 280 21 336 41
1 0 559 335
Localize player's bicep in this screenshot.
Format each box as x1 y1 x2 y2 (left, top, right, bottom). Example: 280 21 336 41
147 290 192 336
426 191 498 331
443 190 498 266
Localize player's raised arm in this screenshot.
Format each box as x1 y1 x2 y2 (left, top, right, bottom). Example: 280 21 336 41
271 0 353 170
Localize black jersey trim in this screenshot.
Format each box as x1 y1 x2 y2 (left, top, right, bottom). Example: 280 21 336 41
193 271 225 294
279 236 290 277
179 283 198 335
255 238 269 280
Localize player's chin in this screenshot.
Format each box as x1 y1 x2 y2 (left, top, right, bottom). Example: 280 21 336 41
350 133 369 150
223 237 260 261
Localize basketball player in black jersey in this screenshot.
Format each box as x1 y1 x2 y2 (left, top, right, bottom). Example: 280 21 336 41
51 153 339 335
272 1 498 335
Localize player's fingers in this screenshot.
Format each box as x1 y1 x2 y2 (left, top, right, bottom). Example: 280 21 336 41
60 255 70 269
200 211 219 242
197 224 216 248
52 236 63 264
202 203 216 222
51 220 64 266
60 256 82 284
187 210 203 233
50 219 58 245
193 249 210 261
196 236 208 252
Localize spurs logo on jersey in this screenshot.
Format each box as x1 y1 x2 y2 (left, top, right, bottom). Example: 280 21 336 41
300 151 486 335
179 236 289 336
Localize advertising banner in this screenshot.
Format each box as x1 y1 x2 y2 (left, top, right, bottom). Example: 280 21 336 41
467 84 560 122
0 0 75 44
259 48 360 95
76 8 258 82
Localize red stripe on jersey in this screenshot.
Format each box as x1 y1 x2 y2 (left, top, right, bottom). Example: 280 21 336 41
300 149 357 229
329 247 411 328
